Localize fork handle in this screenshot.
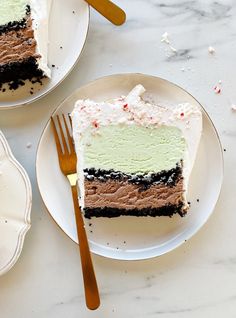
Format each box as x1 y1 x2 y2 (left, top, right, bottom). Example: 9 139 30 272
71 185 100 310
85 0 126 25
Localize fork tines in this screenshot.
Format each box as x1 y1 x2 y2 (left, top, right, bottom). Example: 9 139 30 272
51 114 75 155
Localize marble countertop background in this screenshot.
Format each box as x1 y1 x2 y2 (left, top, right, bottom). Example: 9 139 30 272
1 0 236 317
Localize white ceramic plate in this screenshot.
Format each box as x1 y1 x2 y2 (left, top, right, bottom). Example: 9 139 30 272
36 73 223 261
0 131 31 275
0 0 89 109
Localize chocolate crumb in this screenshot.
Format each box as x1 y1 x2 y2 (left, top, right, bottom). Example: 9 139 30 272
89 230 93 233
5 220 7 223
9 79 25 90
2 88 6 92
106 242 109 245
123 241 126 244
89 223 92 227
72 10 75 14
60 46 63 49
223 148 226 152
30 77 43 85
52 64 55 68
197 199 199 202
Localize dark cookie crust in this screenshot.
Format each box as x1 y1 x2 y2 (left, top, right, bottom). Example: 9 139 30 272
84 162 183 190
0 5 30 35
0 56 44 88
83 203 186 219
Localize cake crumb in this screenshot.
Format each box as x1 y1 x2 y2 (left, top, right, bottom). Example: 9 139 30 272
170 46 177 53
26 142 32 149
208 46 215 54
9 79 25 90
161 32 170 44
214 85 221 94
161 32 177 53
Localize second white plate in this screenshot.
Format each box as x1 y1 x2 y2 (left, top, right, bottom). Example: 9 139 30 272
0 0 89 109
36 73 223 260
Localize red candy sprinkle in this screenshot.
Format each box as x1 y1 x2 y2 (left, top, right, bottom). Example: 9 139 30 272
92 120 99 128
123 103 128 111
180 112 184 117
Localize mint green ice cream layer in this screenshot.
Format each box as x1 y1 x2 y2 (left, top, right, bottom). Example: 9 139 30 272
84 125 186 174
0 0 28 26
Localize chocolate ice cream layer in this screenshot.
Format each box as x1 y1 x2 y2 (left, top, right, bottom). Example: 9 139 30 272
84 178 184 211
0 17 39 65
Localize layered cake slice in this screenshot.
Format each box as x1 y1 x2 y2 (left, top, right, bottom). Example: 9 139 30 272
71 85 202 218
0 0 52 89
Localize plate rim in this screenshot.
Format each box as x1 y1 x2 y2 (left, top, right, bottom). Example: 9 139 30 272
0 1 90 110
36 73 224 261
0 131 32 275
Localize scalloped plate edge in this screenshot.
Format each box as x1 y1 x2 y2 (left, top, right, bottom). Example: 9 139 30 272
0 131 32 275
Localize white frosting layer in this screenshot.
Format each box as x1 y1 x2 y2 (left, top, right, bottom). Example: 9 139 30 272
71 85 202 209
30 0 52 77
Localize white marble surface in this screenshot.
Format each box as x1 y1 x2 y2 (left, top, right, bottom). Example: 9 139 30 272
0 0 236 316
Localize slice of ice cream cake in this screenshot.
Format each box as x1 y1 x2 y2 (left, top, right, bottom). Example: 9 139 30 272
0 0 52 89
71 85 202 218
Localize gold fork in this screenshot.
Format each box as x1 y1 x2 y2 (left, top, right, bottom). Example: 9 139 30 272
85 0 126 26
51 114 100 310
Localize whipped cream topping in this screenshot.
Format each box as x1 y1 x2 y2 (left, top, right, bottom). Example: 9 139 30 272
72 85 201 134
30 0 52 77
